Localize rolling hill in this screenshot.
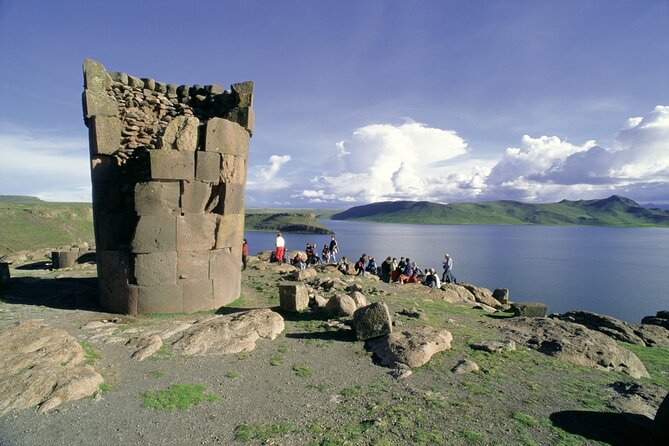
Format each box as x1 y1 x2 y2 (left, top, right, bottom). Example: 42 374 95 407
331 195 669 227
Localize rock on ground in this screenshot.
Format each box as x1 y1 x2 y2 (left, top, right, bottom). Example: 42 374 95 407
555 310 645 345
510 302 549 317
127 334 163 361
171 309 284 356
452 359 480 374
470 339 516 353
368 326 453 368
325 293 357 317
353 302 392 340
490 317 649 378
349 291 368 309
0 320 103 415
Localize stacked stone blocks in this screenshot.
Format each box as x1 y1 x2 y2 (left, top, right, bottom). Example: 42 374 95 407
83 59 253 315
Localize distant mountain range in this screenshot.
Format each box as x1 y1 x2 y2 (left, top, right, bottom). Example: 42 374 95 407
332 195 669 227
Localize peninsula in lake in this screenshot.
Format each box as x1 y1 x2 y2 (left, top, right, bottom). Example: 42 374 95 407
332 195 669 227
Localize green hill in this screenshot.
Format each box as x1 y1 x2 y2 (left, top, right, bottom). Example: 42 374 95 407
0 197 95 256
244 211 334 234
332 195 669 227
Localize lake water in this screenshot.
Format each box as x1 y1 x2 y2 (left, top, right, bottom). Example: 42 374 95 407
245 221 669 323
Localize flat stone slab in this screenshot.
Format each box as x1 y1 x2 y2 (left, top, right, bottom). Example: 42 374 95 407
368 326 453 368
0 320 104 415
170 309 284 356
511 302 549 317
490 317 649 378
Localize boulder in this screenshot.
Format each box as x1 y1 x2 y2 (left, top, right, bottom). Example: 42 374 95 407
642 312 669 330
439 283 476 303
608 381 668 420
452 359 479 374
460 283 501 308
278 283 309 312
472 303 497 313
127 335 163 361
347 283 364 293
292 268 317 281
654 391 669 445
171 309 284 356
635 324 669 349
510 302 548 317
556 311 645 345
349 291 368 309
0 321 104 415
492 288 510 304
368 326 453 368
398 307 427 319
353 302 392 340
490 317 649 378
311 294 328 309
470 339 516 353
325 293 357 317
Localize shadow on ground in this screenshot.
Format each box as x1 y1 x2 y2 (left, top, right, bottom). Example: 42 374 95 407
0 276 105 312
550 410 655 445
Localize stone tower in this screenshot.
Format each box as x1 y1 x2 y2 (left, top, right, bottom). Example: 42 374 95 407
82 59 253 315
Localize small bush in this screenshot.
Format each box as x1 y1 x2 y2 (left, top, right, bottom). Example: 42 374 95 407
141 384 219 411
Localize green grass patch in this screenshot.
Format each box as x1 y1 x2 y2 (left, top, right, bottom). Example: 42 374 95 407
147 370 166 378
79 341 103 365
339 385 362 399
270 355 284 366
511 411 539 427
237 352 251 360
150 345 173 360
414 430 445 445
98 383 111 394
226 371 240 379
292 363 313 378
624 343 669 388
234 421 293 442
141 384 219 411
277 344 288 353
459 429 485 444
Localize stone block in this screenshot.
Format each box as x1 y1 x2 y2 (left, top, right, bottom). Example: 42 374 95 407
215 213 244 249
492 288 510 305
231 81 254 107
204 117 249 155
209 84 224 95
91 181 122 215
158 116 199 151
134 252 177 286
148 150 195 180
167 83 178 96
0 263 10 287
220 154 247 184
182 279 214 313
195 151 221 183
99 250 132 285
209 248 237 279
227 106 254 134
213 275 241 308
90 156 120 184
51 250 78 269
142 78 156 90
181 180 212 214
212 182 245 215
82 90 118 118
278 283 309 312
110 71 128 85
128 75 144 89
94 213 134 250
100 283 138 315
83 59 111 93
177 250 210 280
176 214 216 251
511 302 549 318
134 181 180 216
131 215 176 253
353 302 393 340
89 115 121 155
137 283 183 314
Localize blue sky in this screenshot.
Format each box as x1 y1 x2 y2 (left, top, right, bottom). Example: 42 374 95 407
1 0 668 206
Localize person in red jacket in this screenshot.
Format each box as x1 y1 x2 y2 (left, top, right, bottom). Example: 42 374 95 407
242 239 249 271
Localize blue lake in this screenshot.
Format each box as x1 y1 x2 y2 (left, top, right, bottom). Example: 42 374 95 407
244 221 669 323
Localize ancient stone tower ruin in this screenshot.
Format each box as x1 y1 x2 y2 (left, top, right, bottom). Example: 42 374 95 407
82 59 252 315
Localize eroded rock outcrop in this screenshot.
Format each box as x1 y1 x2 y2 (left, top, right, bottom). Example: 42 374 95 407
0 321 104 415
490 317 649 378
368 326 453 368
170 309 284 356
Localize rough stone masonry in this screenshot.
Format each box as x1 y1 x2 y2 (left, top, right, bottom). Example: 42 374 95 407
82 59 253 315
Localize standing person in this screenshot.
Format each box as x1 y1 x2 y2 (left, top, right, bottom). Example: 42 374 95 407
275 232 285 265
355 254 367 276
380 256 393 282
329 236 339 262
442 253 455 283
322 244 331 263
242 239 249 271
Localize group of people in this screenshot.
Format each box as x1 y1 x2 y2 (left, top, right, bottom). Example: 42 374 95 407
256 232 457 289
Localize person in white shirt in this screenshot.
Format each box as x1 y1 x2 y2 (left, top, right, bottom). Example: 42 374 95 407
275 232 285 265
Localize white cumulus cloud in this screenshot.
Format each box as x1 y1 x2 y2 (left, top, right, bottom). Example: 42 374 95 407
247 154 292 191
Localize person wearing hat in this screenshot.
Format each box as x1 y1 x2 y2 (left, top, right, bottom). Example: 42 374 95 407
275 232 285 265
442 253 455 284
